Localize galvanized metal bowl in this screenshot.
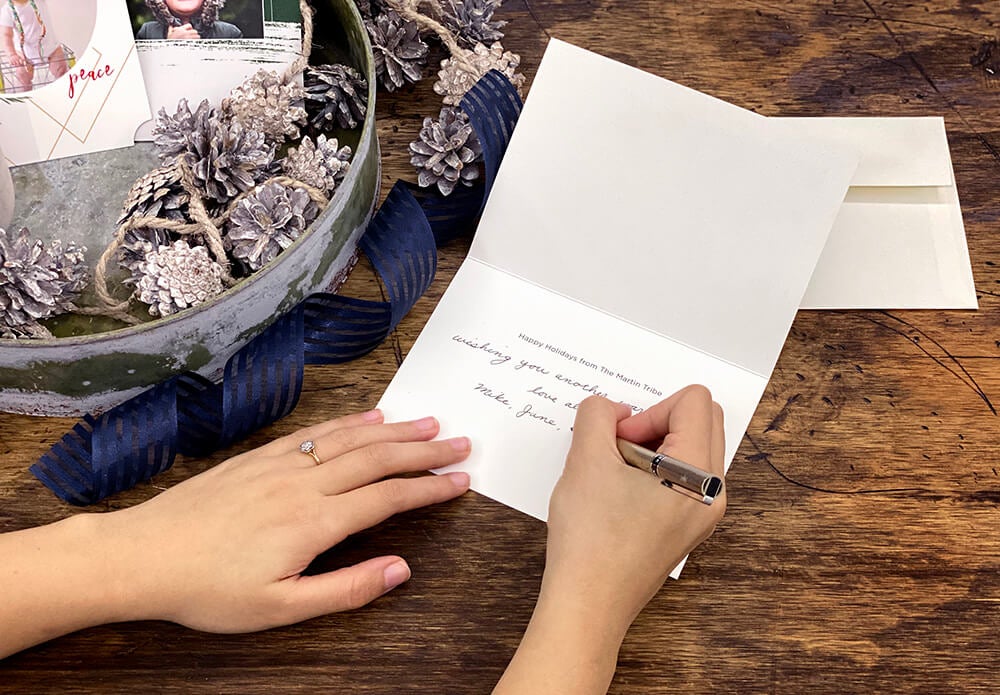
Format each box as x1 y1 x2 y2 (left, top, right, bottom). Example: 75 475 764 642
0 0 379 416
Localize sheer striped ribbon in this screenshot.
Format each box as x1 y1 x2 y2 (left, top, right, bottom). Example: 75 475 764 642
31 71 523 505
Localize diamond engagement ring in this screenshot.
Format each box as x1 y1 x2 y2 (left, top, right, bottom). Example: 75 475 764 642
299 440 321 465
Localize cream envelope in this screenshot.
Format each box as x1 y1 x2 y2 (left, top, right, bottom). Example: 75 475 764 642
773 117 978 309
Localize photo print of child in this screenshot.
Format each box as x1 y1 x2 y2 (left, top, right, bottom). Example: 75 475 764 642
0 0 79 93
130 0 265 40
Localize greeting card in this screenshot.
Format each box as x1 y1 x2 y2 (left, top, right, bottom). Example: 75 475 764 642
0 0 151 165
379 40 860 545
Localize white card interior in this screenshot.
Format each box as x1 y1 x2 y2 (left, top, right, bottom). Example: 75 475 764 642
379 39 860 543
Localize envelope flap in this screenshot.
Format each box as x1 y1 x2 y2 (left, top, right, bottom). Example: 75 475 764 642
771 116 953 187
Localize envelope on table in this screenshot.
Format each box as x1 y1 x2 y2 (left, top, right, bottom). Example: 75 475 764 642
772 117 978 310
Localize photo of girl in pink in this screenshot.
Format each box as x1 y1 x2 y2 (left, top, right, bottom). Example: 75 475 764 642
0 0 70 93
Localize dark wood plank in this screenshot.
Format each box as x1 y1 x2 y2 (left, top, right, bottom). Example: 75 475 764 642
2 1 1000 692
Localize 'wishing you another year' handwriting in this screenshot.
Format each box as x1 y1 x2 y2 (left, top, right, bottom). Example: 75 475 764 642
453 334 654 432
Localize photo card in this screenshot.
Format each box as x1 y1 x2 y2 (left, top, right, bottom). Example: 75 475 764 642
127 0 303 140
0 0 151 166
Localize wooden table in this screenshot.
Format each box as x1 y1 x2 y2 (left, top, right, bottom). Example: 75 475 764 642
2 1 999 692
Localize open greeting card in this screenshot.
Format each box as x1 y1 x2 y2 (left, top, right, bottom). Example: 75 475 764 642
0 0 150 165
378 39 860 527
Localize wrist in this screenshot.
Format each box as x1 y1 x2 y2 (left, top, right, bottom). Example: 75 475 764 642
0 512 155 658
495 588 627 694
534 580 632 648
63 511 156 625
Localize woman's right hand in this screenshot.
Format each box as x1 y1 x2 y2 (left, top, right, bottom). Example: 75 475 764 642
542 386 727 637
494 387 726 694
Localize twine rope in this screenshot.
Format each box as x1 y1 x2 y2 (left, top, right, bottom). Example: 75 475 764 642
285 0 315 82
384 0 479 74
90 160 329 322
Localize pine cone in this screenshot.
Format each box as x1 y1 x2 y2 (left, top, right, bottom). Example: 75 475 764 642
154 98 274 204
152 98 214 163
443 0 506 48
409 106 482 196
304 64 368 131
225 182 320 271
135 239 224 317
366 10 428 91
223 69 307 143
117 163 190 228
119 227 172 277
0 227 87 338
185 110 275 205
433 41 525 106
282 135 352 194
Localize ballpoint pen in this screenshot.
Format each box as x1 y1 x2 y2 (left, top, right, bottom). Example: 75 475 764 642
616 438 723 505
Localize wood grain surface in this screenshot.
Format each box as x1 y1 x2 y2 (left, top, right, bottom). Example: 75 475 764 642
2 1 1000 692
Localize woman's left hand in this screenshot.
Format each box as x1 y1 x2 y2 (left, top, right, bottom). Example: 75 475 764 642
99 409 471 632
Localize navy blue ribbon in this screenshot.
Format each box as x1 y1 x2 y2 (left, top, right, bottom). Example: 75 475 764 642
31 71 523 505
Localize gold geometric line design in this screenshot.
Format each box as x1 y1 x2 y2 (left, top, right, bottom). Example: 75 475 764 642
28 47 104 152
78 43 138 145
28 43 140 156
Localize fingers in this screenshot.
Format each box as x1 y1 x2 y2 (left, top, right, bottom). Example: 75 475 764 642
277 416 444 468
281 555 412 620
242 412 459 471
617 385 716 470
330 471 470 538
709 401 725 478
253 410 386 458
307 417 444 464
315 437 471 495
705 401 728 523
168 24 201 39
567 396 632 465
616 384 705 444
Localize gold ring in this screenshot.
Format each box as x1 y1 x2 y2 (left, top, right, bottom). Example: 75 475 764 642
299 440 321 465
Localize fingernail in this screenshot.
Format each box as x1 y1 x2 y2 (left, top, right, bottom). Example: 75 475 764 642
448 436 471 452
383 560 411 590
447 471 471 490
362 409 383 422
414 416 437 431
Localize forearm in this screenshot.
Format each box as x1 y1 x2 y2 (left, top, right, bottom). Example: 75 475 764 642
0 513 144 659
494 588 628 695
2 31 17 58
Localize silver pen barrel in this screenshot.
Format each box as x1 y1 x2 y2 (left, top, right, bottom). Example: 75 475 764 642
616 439 723 505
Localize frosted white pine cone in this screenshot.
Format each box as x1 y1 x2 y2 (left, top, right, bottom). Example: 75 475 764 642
282 135 352 194
409 106 482 196
135 240 224 317
223 69 308 143
0 227 87 338
433 42 525 106
225 182 320 271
